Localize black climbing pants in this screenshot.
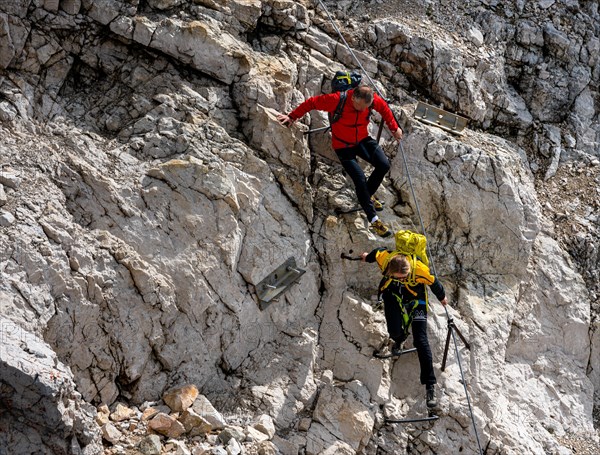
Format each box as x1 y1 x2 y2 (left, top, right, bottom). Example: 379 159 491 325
335 136 390 222
383 296 437 386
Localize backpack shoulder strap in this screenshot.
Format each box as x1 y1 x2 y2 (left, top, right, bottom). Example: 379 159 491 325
329 91 348 125
406 254 419 287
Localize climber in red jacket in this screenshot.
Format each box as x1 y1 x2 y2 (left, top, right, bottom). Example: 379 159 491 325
277 86 403 238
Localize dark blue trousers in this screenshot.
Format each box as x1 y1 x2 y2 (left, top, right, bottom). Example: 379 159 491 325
336 137 390 221
383 295 436 385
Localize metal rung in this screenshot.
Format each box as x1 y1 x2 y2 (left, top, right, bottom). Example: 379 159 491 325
255 257 306 310
386 415 439 424
414 101 468 135
304 126 331 135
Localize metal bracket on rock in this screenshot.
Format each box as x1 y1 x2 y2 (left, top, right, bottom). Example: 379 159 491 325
255 257 306 310
414 101 468 135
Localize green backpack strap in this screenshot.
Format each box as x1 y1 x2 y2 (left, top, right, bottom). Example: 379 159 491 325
407 254 430 311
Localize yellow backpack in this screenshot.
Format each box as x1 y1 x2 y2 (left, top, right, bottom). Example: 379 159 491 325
377 230 429 290
394 230 429 267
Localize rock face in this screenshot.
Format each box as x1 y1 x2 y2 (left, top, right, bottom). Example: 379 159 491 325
0 316 102 454
367 1 600 159
0 0 598 454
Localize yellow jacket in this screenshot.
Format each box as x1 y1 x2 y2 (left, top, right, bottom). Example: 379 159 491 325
368 249 444 304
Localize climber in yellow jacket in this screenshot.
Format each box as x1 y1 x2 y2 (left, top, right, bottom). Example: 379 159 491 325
362 248 447 408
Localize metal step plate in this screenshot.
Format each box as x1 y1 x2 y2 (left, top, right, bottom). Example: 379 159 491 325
255 257 306 310
414 101 468 135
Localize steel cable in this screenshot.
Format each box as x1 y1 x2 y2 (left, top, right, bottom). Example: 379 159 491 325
314 1 484 453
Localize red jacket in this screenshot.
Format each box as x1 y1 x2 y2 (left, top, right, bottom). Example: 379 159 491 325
288 89 399 150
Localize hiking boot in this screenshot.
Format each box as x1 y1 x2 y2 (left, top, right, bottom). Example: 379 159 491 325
370 219 392 237
426 384 437 408
371 195 384 212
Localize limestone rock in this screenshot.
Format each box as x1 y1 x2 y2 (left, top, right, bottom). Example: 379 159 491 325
261 0 309 31
132 16 157 47
141 407 161 421
591 322 600 393
147 0 185 10
311 384 374 452
300 27 336 58
218 426 246 444
149 19 251 84
191 395 227 430
298 418 311 432
169 439 192 455
230 0 263 29
0 169 22 188
179 409 212 436
85 0 120 25
0 16 16 69
101 422 122 444
396 128 541 280
110 15 134 40
257 441 278 455
138 434 162 455
61 0 81 15
0 317 102 454
110 403 137 422
0 101 18 121
148 413 186 438
0 210 15 226
246 426 270 443
253 414 276 439
44 0 60 13
191 444 213 455
96 404 110 426
163 383 199 412
318 441 355 455
506 234 592 399
0 1 599 454
468 27 485 47
226 437 242 455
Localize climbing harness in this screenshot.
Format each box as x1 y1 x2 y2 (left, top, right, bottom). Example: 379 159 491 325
316 1 484 451
397 296 421 339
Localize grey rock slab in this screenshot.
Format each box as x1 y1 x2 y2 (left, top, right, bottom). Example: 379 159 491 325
0 317 102 454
